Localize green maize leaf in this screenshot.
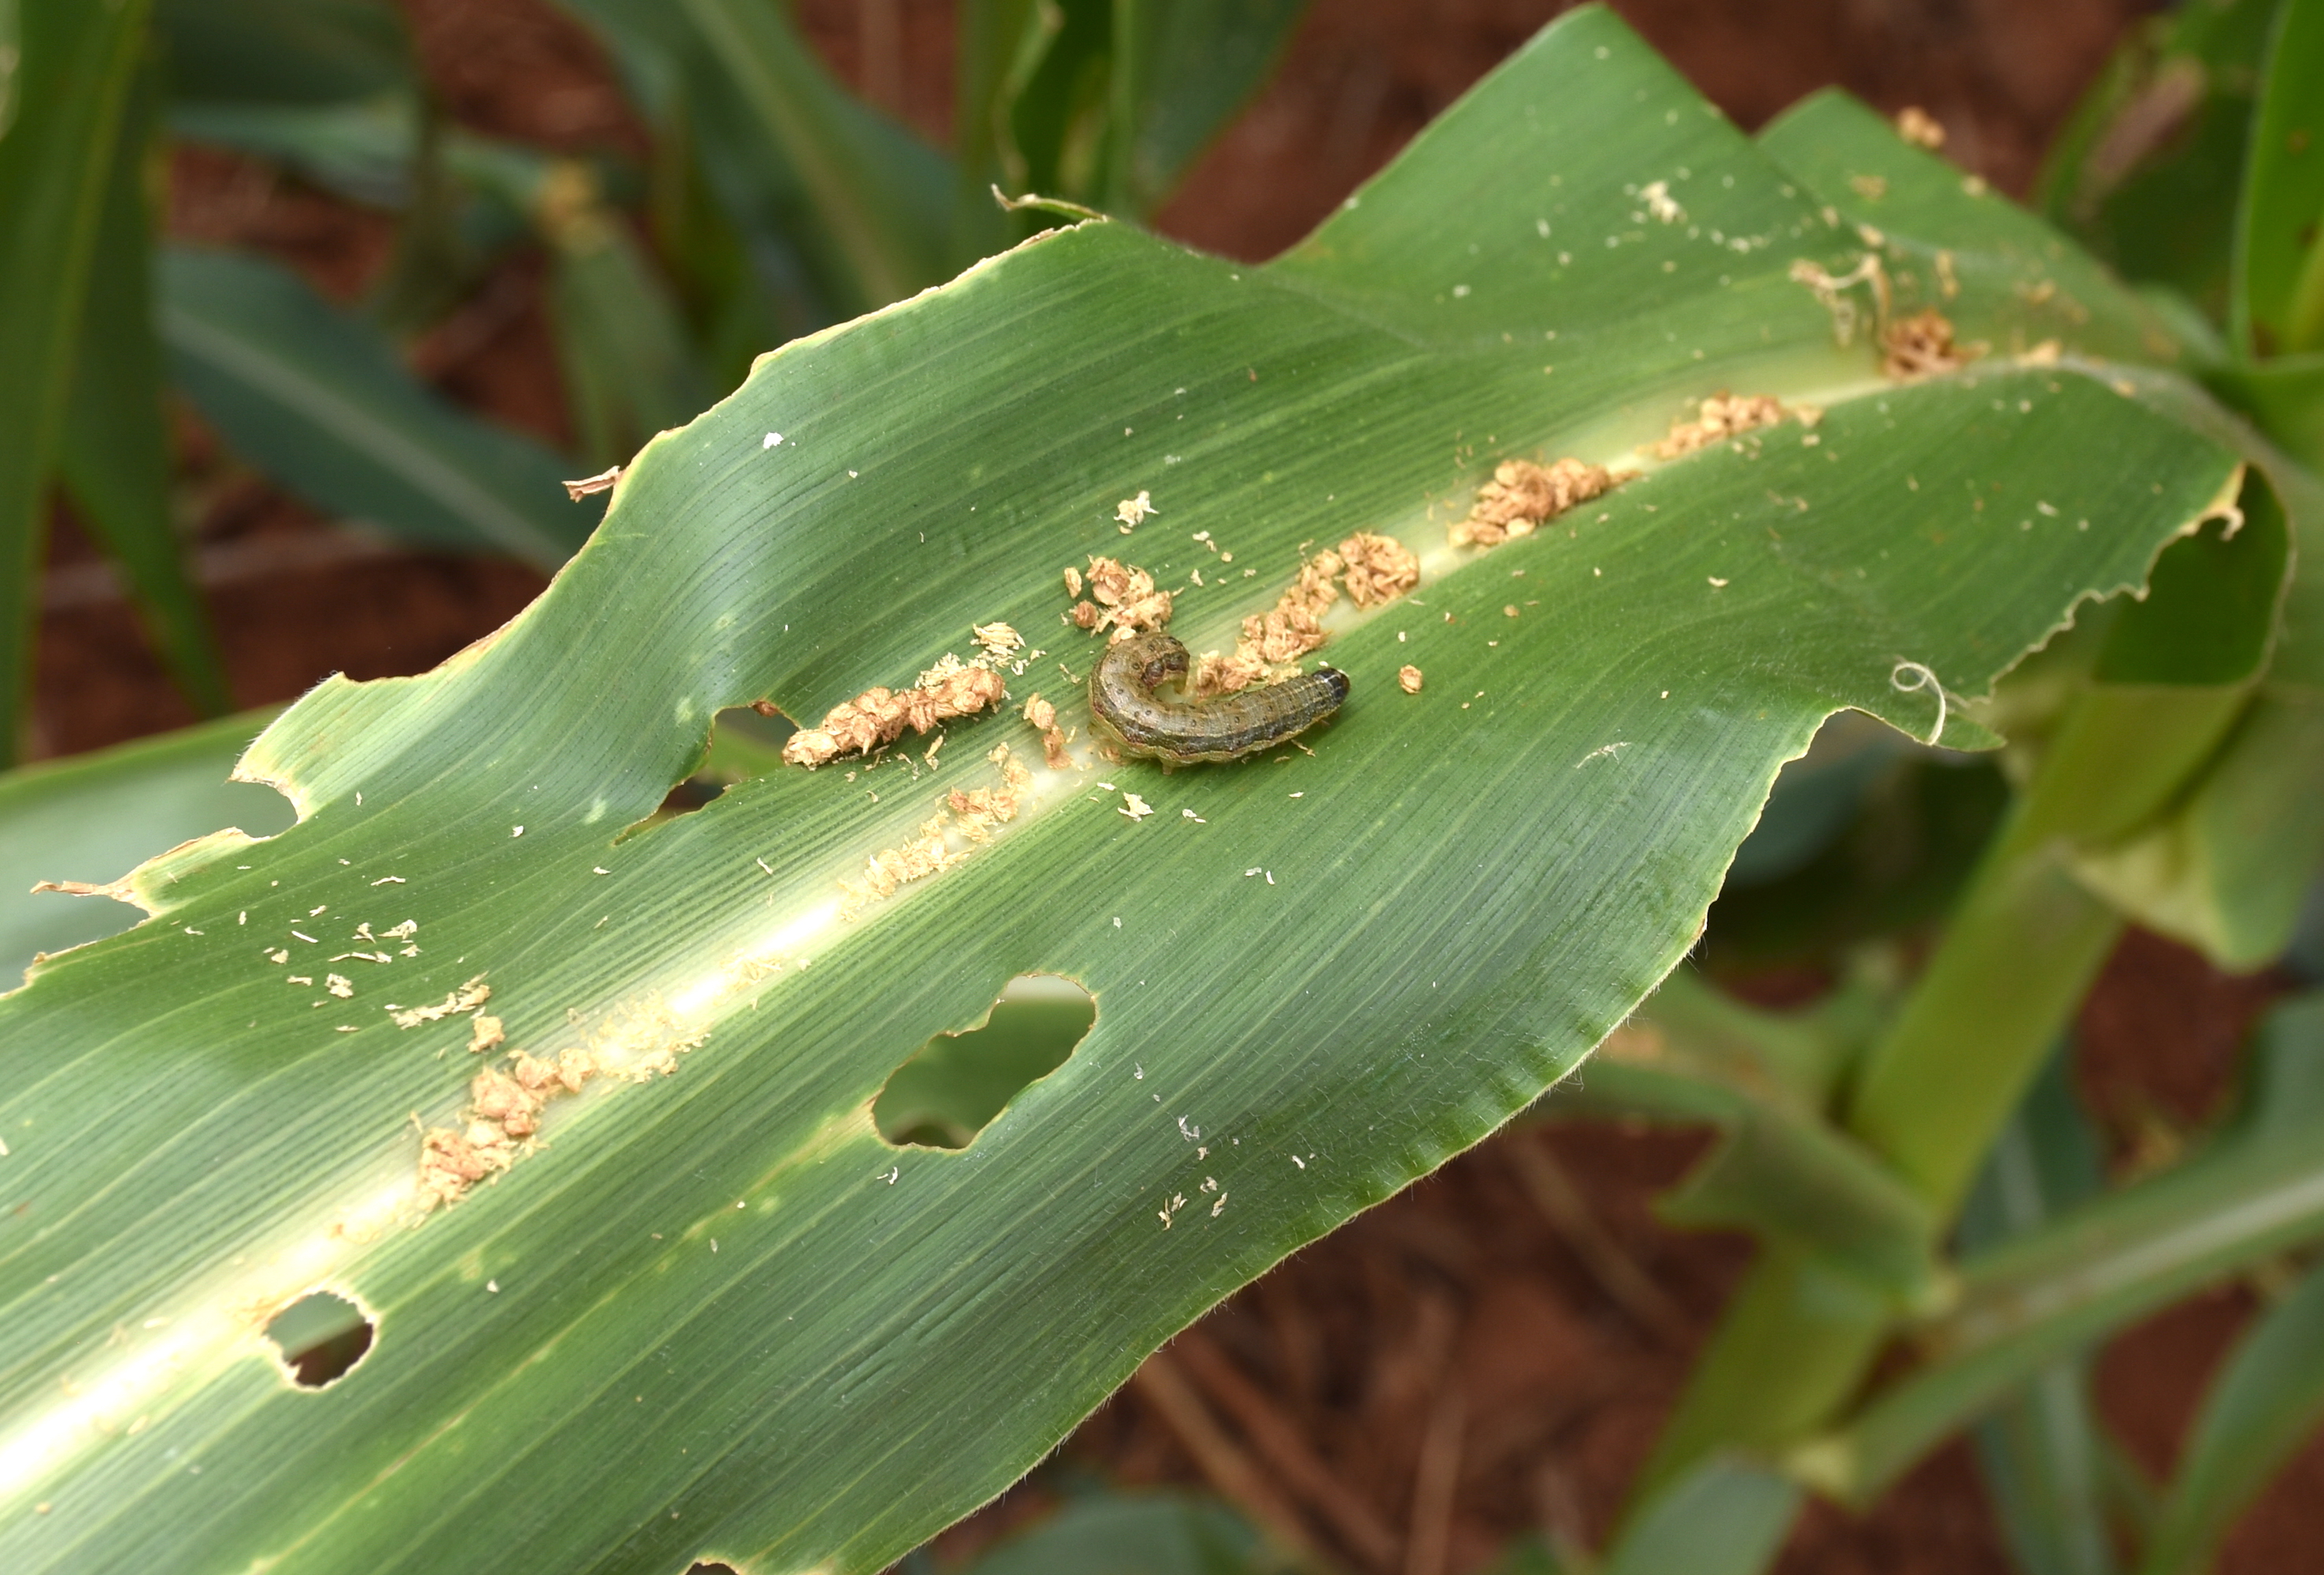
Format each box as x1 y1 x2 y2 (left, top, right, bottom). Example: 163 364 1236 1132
54 60 230 721
2138 1253 2324 1575
1800 991 2324 1505
1760 90 2193 370
153 0 408 109
2034 0 2280 328
0 0 152 763
157 246 601 569
2235 0 2324 354
2211 351 2324 469
0 710 290 983
2071 468 2324 969
1961 1048 2118 1575
0 11 2252 1573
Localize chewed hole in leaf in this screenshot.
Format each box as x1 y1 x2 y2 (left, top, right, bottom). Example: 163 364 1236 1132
626 707 798 836
683 1564 738 1574
875 975 1096 1150
262 1290 375 1388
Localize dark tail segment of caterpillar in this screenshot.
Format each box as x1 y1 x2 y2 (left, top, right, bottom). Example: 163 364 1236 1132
1089 633 1349 765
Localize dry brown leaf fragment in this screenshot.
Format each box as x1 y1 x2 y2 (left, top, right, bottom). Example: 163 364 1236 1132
1882 309 1980 380
560 465 621 501
1452 457 1623 546
1653 394 1789 458
1398 665 1424 695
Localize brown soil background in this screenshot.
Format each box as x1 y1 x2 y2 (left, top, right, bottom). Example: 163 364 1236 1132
35 2 2323 1571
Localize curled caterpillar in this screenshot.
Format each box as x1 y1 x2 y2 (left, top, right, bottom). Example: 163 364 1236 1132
1089 632 1349 765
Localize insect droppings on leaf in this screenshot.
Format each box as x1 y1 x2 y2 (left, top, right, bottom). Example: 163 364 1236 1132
1450 458 1623 547
387 976 490 1029
1896 106 1945 147
1115 490 1158 532
782 658 1007 769
1882 309 1981 380
1652 393 1797 458
1399 665 1424 695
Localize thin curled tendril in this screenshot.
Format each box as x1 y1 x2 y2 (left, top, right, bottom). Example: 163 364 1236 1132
1889 660 1948 747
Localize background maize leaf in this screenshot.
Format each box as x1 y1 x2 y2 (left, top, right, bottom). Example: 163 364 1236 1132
1960 1048 2119 1575
54 59 229 721
2137 1253 2324 1575
0 0 154 762
157 246 603 569
2233 0 2324 355
1802 991 2324 1503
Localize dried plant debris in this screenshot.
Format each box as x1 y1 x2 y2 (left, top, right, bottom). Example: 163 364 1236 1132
1881 309 1981 380
839 745 1034 916
1450 458 1623 547
1069 555 1175 642
387 975 490 1029
417 998 706 1212
560 465 621 500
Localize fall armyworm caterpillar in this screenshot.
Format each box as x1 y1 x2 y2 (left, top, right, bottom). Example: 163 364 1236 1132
1089 632 1349 765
